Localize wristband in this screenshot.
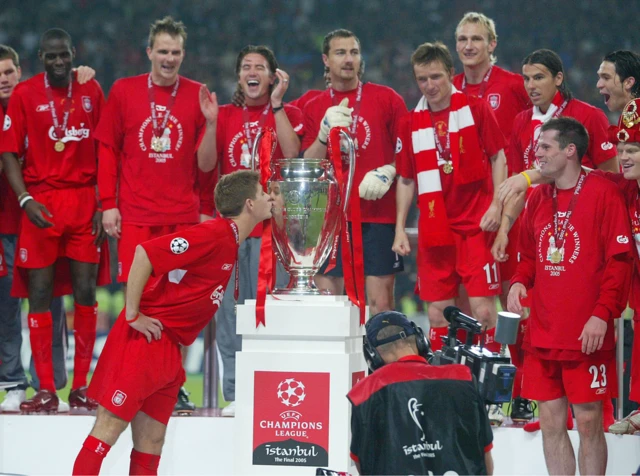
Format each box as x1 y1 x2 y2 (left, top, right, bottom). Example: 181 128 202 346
272 104 284 113
96 208 103 212
520 171 532 188
318 137 327 146
19 196 33 209
17 191 30 202
126 312 140 323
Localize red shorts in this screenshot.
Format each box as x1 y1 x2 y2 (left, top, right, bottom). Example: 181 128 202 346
117 223 194 282
521 351 617 404
87 310 185 425
630 319 640 403
17 187 100 268
417 231 500 302
0 240 7 277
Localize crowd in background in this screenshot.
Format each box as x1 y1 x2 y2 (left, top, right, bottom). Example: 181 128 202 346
0 0 630 320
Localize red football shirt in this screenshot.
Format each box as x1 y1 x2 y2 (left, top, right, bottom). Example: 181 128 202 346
289 89 323 111
215 103 303 237
301 83 408 224
510 98 616 172
454 65 530 173
1 73 104 193
395 96 505 235
140 217 239 346
95 74 206 226
512 172 632 359
0 101 21 234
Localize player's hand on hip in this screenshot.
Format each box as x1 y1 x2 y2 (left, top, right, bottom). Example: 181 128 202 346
359 164 396 200
318 98 353 144
92 209 106 245
579 315 607 355
127 312 163 343
480 203 501 232
102 208 122 239
507 283 527 314
498 174 528 203
491 232 509 262
74 66 96 85
270 68 290 106
392 229 411 256
24 200 54 228
199 85 219 125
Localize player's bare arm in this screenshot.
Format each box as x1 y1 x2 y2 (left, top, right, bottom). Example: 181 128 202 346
596 156 620 173
1 152 53 228
197 84 218 172
491 191 525 262
271 68 301 158
74 65 95 85
125 245 163 343
480 149 506 232
392 176 415 256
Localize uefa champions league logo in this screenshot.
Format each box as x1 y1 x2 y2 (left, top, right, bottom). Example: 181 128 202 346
277 378 307 407
170 237 189 254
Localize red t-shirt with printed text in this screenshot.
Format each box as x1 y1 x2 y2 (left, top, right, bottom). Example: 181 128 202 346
454 65 530 173
95 74 206 225
395 96 505 235
511 173 632 360
140 218 239 346
301 83 408 224
1 73 104 193
510 98 616 172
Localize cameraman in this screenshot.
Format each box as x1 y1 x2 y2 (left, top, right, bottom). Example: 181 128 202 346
348 311 494 475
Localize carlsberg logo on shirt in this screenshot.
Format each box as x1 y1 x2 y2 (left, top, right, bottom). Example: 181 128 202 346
48 124 90 143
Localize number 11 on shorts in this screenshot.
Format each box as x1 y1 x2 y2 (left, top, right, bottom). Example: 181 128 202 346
483 262 499 284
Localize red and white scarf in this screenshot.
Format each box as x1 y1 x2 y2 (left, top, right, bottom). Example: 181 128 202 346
511 91 568 173
411 86 485 247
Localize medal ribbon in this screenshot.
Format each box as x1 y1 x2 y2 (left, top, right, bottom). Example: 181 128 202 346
147 73 180 139
43 73 73 141
428 110 451 163
552 172 586 251
524 99 569 170
461 65 493 98
242 103 271 157
227 220 240 301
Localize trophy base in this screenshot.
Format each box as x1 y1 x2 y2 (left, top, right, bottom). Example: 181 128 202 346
271 274 335 296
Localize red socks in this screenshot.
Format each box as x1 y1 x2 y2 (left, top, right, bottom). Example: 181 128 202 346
28 311 55 392
428 326 449 352
130 449 161 475
73 303 98 389
73 435 111 475
480 327 502 354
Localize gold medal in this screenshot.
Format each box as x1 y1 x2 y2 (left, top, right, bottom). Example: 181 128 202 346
442 162 453 174
54 141 65 152
550 249 562 264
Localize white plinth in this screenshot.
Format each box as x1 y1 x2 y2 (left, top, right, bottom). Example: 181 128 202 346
234 295 367 475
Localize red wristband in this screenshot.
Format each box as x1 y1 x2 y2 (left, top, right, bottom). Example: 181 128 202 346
126 312 139 323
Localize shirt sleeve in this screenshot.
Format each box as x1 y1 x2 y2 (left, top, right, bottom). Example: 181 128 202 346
475 99 505 158
586 107 617 167
198 168 218 216
475 387 494 453
283 104 304 137
387 89 409 146
94 80 124 150
592 185 633 321
349 403 362 465
394 114 415 180
97 143 120 210
142 221 231 276
1 88 27 156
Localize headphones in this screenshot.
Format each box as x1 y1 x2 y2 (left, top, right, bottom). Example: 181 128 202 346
363 315 432 372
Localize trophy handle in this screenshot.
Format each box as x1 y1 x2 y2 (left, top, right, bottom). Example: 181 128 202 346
339 129 357 213
250 129 265 172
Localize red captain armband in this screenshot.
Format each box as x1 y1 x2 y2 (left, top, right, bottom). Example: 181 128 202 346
126 312 140 324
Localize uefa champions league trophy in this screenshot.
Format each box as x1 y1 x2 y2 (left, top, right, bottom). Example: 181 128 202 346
251 129 356 294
